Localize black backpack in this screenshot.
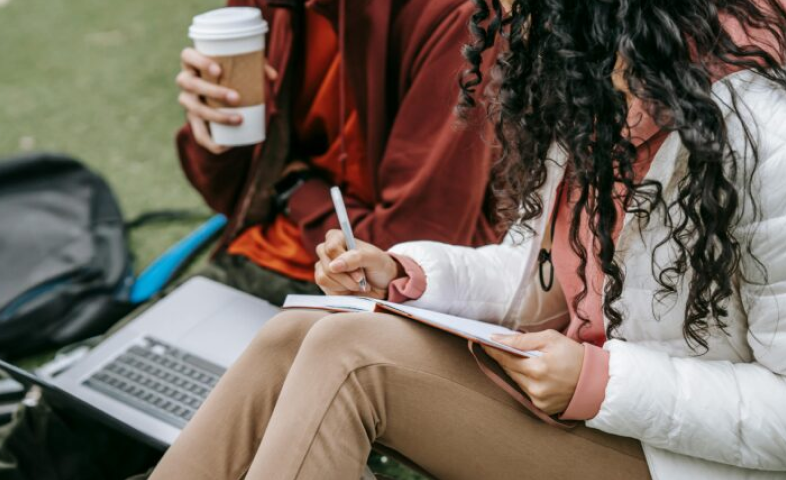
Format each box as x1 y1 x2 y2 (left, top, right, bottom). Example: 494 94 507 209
0 153 216 359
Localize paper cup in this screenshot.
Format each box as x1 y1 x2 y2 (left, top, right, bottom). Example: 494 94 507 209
189 7 269 146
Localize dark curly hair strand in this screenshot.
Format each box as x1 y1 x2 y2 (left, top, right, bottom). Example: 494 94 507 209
459 0 786 351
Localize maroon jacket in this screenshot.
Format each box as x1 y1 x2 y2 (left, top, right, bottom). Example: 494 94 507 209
178 0 498 258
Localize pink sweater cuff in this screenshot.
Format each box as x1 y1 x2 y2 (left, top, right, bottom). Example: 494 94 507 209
560 344 610 421
387 254 427 303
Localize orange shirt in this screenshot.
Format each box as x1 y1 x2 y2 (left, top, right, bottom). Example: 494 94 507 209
228 10 372 281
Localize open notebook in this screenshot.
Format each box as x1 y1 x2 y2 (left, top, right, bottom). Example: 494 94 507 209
283 295 541 358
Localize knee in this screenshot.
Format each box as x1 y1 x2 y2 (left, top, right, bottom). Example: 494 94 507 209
297 313 391 364
243 310 327 360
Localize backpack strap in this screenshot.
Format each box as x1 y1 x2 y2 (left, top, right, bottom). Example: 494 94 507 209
124 209 210 229
128 214 227 304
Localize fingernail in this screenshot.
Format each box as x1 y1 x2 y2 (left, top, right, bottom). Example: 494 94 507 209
329 259 347 272
209 64 221 76
232 115 243 124
226 91 239 103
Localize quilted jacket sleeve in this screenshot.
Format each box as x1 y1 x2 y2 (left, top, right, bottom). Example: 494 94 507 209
387 241 533 323
388 234 571 330
587 73 786 470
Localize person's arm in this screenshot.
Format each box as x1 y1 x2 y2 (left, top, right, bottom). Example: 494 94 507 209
588 255 786 461
287 6 495 254
586 79 786 469
587 343 786 469
387 241 536 323
317 227 570 332
176 125 256 216
176 0 270 216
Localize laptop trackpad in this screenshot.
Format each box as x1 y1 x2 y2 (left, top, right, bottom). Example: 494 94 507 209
176 301 275 367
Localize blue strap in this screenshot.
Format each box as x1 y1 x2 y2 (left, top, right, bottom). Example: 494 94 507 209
129 214 228 304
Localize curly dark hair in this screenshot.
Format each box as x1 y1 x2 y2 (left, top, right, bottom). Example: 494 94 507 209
459 0 786 351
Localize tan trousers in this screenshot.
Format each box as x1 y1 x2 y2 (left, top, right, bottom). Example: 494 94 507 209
149 310 651 480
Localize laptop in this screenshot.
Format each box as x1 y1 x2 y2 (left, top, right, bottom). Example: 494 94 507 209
0 276 279 449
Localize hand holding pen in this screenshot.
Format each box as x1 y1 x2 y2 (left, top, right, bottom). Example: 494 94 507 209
330 187 368 291
313 187 402 299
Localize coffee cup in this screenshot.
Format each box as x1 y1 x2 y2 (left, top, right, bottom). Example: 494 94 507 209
189 7 269 146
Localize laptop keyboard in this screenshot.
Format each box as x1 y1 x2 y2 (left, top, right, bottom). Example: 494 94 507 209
82 337 225 428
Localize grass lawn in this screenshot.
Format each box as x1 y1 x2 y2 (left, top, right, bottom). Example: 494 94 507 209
0 0 215 269
0 0 424 478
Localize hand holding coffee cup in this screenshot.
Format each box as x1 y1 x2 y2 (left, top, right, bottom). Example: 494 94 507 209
177 49 277 154
179 8 270 152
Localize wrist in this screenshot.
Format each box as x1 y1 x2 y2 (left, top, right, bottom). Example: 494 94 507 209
385 254 405 286
390 254 406 279
386 254 428 303
559 344 610 421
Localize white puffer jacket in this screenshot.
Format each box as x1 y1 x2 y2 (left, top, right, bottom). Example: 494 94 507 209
389 70 786 480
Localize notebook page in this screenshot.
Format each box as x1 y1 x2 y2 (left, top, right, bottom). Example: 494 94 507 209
282 295 541 357
282 295 377 312
376 301 542 358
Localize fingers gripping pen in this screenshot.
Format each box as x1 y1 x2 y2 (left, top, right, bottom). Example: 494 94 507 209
330 187 368 292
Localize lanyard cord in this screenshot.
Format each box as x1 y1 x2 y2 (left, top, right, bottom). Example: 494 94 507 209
337 0 348 188
538 183 563 291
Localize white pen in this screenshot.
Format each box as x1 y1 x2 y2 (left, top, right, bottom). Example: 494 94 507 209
330 186 368 292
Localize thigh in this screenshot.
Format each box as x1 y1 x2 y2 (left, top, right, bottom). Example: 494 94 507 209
150 310 331 480
298 312 650 480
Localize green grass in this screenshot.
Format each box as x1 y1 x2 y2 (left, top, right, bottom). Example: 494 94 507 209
0 0 215 271
0 0 424 477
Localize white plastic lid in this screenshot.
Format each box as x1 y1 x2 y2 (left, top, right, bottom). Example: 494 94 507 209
189 7 269 41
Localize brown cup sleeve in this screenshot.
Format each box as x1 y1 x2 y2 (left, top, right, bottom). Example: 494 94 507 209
203 50 265 108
